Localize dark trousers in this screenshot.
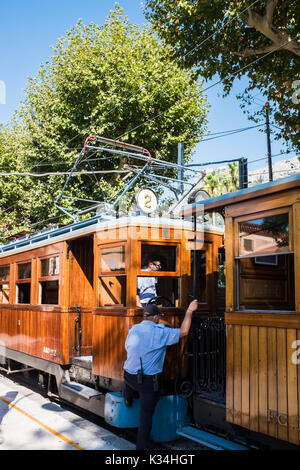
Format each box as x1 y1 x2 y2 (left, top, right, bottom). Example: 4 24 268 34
123 370 160 451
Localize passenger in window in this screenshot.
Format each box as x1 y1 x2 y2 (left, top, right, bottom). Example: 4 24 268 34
137 259 161 307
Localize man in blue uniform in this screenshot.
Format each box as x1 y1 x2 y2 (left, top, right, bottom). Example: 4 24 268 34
123 299 198 450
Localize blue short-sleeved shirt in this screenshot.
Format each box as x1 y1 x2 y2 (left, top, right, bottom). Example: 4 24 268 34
124 321 180 375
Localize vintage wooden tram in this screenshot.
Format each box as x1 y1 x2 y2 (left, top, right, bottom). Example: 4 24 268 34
182 173 300 448
1 128 299 449
0 212 224 431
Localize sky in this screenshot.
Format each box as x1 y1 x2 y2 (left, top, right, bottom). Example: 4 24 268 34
0 0 297 178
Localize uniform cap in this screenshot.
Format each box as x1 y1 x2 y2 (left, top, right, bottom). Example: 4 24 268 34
143 304 164 317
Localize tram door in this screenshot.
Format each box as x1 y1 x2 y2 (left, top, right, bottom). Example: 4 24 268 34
190 246 226 408
69 236 94 357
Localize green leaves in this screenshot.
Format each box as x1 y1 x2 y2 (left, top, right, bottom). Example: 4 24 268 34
144 0 300 153
0 6 209 237
203 162 239 197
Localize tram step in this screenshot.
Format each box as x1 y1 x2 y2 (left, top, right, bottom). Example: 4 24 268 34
61 381 102 400
176 426 248 450
72 355 92 370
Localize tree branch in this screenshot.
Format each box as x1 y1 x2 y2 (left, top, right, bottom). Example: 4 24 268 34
265 0 279 25
232 43 280 57
238 0 300 56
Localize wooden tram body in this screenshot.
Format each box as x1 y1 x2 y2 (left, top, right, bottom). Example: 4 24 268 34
0 215 223 417
182 174 300 447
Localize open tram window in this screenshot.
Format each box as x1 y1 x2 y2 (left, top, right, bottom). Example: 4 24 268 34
137 243 179 307
155 277 180 307
236 212 295 311
189 250 207 303
0 265 10 304
40 281 59 305
39 256 60 305
16 262 31 304
141 244 177 272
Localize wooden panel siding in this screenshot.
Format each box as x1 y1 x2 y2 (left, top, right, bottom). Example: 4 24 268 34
226 322 300 445
0 305 71 364
92 309 185 381
0 220 223 387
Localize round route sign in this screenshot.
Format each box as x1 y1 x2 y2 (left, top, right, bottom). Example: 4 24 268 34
136 188 158 214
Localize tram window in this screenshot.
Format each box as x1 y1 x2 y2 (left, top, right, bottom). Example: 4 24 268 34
189 250 207 303
99 275 126 306
39 256 60 305
237 253 295 311
18 262 31 279
0 266 10 304
16 262 31 304
0 266 10 282
141 244 177 272
155 277 179 307
41 256 59 276
137 275 180 307
239 212 289 256
40 281 59 305
218 248 225 288
101 246 125 273
0 284 9 303
16 283 31 304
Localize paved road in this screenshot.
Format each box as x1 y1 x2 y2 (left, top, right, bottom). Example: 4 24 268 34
0 373 135 450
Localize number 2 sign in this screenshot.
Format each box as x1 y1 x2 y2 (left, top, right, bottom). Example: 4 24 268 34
136 188 158 214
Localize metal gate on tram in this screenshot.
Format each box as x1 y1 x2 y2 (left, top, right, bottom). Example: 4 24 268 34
191 315 226 403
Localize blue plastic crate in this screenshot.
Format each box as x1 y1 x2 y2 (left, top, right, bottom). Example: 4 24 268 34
104 392 189 442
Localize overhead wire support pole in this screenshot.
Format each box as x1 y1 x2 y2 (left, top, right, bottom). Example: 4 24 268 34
85 144 199 174
112 163 150 210
124 166 183 199
178 143 184 193
265 102 273 181
168 172 206 215
238 158 248 189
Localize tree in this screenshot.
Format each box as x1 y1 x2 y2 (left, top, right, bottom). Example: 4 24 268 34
0 5 209 235
202 162 239 196
144 0 300 152
202 171 223 197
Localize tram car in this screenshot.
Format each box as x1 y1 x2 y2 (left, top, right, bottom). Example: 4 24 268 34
181 173 300 448
0 210 224 438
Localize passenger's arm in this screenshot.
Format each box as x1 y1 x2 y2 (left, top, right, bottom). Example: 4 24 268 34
179 299 198 338
136 295 142 307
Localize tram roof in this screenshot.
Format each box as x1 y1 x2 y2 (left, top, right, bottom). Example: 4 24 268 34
0 214 223 257
180 173 300 217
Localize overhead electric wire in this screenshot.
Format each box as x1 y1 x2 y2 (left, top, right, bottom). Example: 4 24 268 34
4 6 298 229
200 123 264 137
247 150 299 166
114 36 299 143
13 0 262 173
197 123 264 143
249 168 299 178
0 123 274 173
0 169 130 177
